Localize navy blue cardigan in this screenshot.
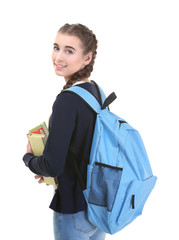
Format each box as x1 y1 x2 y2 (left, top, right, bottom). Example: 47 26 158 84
23 82 101 213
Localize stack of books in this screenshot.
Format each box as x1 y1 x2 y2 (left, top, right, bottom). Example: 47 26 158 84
27 122 57 186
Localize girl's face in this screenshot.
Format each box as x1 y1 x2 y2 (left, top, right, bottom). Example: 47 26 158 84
52 32 92 82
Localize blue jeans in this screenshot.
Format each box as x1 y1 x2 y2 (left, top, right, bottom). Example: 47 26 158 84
53 210 106 240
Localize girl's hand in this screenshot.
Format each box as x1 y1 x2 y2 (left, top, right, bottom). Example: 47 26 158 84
26 140 33 154
35 175 44 183
35 175 50 186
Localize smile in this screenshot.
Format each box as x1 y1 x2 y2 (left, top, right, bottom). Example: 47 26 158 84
55 64 67 70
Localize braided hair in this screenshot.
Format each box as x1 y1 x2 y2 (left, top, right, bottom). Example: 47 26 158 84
58 24 98 91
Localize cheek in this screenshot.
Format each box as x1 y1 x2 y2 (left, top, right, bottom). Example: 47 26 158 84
72 56 85 68
52 52 58 62
52 53 55 63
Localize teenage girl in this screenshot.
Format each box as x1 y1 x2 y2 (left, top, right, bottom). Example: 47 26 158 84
23 23 106 240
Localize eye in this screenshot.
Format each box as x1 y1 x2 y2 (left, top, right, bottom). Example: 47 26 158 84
66 50 73 54
53 46 59 51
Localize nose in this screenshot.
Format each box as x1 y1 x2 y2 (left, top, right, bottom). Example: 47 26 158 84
56 50 64 62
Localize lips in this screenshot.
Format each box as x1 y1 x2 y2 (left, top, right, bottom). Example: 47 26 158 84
55 63 67 70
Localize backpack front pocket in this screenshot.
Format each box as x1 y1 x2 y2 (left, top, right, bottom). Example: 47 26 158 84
117 176 157 228
88 162 123 211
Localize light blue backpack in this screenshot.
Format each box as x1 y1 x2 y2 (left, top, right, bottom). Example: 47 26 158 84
65 84 157 234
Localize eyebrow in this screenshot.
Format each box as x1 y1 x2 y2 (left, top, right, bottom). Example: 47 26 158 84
53 43 76 51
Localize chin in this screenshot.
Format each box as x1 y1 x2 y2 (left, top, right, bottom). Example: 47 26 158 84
55 71 71 81
55 70 64 77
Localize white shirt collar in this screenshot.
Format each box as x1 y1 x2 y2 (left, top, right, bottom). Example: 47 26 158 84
72 81 91 86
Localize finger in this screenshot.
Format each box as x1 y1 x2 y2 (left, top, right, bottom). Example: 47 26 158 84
38 177 44 184
35 175 41 179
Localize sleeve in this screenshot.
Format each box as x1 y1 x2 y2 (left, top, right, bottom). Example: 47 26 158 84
22 93 77 177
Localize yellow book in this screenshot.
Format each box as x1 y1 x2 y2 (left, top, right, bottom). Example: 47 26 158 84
28 133 57 186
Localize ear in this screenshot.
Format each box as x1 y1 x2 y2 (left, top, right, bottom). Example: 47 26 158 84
84 52 93 65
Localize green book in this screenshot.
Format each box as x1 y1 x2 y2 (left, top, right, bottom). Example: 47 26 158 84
29 121 49 138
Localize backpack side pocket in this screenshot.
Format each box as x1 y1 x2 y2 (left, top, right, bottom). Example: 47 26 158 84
88 162 123 211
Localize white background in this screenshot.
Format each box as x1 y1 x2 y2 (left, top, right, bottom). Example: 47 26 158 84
0 0 178 239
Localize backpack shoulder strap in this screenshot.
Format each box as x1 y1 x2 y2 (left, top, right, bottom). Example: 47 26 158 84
91 81 117 110
63 86 102 114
